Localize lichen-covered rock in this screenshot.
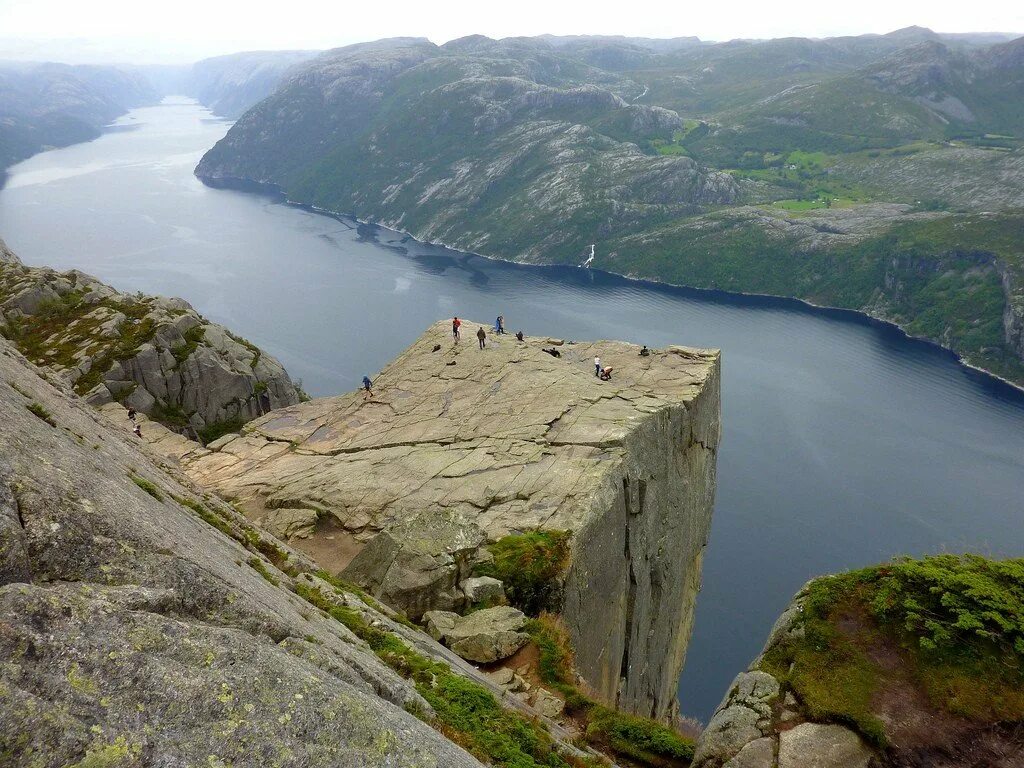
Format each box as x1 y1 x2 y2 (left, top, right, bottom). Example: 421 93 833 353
777 723 872 768
0 254 302 436
423 610 460 642
0 334 485 767
184 319 721 720
723 737 774 768
443 606 530 663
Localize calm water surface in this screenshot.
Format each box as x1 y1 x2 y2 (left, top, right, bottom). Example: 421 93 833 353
2 99 1022 720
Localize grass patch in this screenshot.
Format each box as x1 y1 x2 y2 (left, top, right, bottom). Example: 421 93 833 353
247 557 280 586
475 531 570 615
761 554 1024 747
26 401 56 427
129 475 163 502
170 325 206 368
292 582 588 767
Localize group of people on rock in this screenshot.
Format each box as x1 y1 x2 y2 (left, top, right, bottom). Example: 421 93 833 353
359 317 654 402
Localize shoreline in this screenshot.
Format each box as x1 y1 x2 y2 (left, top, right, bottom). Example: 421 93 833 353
197 172 1024 398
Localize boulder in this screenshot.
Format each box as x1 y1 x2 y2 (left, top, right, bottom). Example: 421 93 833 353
423 610 460 642
778 723 872 768
691 671 780 768
342 509 487 620
460 575 505 605
534 689 565 719
444 606 530 663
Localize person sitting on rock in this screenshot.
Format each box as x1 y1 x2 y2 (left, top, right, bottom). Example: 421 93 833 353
127 407 137 421
133 423 142 438
542 347 561 358
639 345 650 357
477 326 487 349
362 375 373 399
599 366 613 381
515 331 524 342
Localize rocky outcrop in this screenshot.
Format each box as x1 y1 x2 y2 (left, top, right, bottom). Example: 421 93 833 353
183 319 721 721
0 334 490 766
692 590 875 768
0 256 302 437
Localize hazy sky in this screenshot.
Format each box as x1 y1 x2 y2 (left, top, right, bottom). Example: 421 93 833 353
1 0 1022 64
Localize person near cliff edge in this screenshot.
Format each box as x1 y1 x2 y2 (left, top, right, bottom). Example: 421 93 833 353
639 345 650 357
599 365 614 381
516 330 524 342
477 326 487 350
362 375 373 399
594 356 601 377
495 315 505 334
452 316 461 341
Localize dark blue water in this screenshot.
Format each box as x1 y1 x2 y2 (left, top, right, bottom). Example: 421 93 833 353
2 98 1022 721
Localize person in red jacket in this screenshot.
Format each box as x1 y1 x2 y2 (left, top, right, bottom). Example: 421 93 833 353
452 316 462 341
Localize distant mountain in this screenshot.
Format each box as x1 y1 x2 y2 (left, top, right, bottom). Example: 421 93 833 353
195 30 1024 386
0 62 158 170
184 50 320 118
197 37 738 261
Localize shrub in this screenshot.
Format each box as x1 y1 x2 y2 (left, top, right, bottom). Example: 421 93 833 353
247 557 279 586
476 531 570 615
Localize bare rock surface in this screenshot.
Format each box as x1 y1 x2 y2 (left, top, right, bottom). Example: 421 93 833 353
0 334 485 767
185 318 721 720
0 255 302 436
441 606 530 663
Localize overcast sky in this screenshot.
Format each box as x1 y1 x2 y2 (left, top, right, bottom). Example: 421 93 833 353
1 0 1022 64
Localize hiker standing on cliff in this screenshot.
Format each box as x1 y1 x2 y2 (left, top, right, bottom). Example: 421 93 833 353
495 315 505 334
362 375 373 399
477 326 487 349
594 356 601 377
452 316 461 341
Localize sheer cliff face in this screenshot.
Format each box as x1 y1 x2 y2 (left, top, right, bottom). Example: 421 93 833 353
182 320 720 720
562 358 719 720
185 50 320 119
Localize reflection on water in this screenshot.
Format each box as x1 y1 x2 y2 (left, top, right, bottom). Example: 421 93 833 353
1 98 1022 720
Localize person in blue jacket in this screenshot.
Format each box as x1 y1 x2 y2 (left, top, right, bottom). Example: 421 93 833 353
362 375 373 399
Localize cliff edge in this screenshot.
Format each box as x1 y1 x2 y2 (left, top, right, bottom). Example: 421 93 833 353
692 556 1024 768
183 319 721 721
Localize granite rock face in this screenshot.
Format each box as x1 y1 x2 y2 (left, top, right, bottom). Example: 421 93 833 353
184 319 721 720
0 256 302 436
425 606 530 663
0 334 485 767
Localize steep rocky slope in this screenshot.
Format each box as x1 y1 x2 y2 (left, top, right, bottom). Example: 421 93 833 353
692 556 1024 768
178 319 721 722
0 334 491 766
0 248 302 439
185 50 320 118
0 62 157 170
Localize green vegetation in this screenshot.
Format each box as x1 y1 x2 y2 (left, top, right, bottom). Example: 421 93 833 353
247 556 280 586
26 401 56 427
528 615 694 766
198 418 246 446
129 475 164 502
170 325 206 367
475 531 571 615
761 555 1024 747
292 581 589 768
226 330 262 369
